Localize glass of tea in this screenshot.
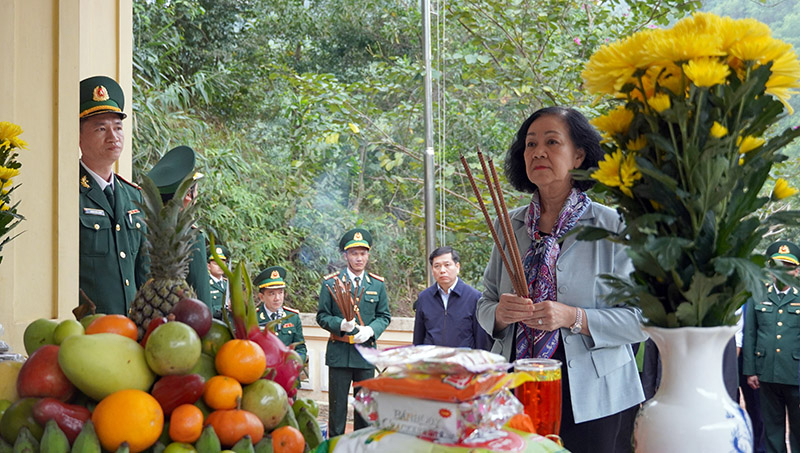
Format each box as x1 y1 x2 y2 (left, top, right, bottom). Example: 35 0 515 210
513 358 562 439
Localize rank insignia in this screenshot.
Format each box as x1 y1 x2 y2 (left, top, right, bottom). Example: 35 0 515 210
80 175 90 188
92 85 110 102
259 312 266 320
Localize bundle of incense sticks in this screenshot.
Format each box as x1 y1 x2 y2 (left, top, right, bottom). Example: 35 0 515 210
328 278 355 321
459 151 529 298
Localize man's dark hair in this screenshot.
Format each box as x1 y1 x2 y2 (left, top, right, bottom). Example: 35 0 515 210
429 246 460 266
504 106 603 193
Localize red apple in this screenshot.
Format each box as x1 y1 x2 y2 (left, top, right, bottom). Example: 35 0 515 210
170 298 212 337
17 345 76 401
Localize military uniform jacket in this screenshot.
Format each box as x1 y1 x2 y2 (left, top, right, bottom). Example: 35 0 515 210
256 305 308 363
316 270 391 369
209 276 228 318
742 285 800 385
79 165 148 315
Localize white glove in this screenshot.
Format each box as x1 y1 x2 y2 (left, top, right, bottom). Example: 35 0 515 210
352 325 374 344
340 318 356 333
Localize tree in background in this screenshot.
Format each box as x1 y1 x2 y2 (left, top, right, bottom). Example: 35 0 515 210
131 0 722 314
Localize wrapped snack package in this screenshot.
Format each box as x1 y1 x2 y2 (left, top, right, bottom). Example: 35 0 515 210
356 371 533 403
353 388 522 444
356 344 510 375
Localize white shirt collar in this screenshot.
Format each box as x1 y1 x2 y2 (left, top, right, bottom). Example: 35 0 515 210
437 277 459 295
346 268 365 282
80 160 114 190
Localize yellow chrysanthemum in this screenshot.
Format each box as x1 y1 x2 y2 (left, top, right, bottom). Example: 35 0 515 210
0 166 20 181
1 180 12 195
721 17 771 53
644 24 724 67
765 51 800 114
591 149 642 198
590 106 634 139
0 201 8 211
729 35 785 64
626 136 647 152
772 178 799 200
737 135 765 154
647 93 671 113
0 122 27 151
649 200 663 211
683 57 730 87
581 30 657 95
710 122 728 138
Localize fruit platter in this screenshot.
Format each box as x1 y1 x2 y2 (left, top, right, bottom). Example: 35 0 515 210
0 290 321 453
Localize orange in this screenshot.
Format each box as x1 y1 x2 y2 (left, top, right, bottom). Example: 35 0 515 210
271 426 305 453
92 389 164 453
205 409 264 446
85 314 138 341
203 375 242 410
169 404 204 443
214 339 266 384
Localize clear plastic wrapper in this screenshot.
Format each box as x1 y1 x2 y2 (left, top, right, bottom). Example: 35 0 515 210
356 371 535 403
355 344 510 375
353 388 522 444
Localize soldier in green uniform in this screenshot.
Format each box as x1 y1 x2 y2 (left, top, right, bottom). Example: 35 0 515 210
208 244 230 319
316 228 391 437
147 146 212 306
254 266 307 363
79 76 148 315
743 240 800 452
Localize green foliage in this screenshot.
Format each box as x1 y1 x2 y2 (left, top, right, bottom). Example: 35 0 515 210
132 0 702 315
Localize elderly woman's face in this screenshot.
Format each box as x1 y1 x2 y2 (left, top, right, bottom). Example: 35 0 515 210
523 115 585 194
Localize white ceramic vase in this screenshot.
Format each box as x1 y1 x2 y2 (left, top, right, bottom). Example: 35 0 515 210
633 325 752 453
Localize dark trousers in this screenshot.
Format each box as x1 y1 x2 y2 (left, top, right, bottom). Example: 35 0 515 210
759 381 800 453
738 353 766 453
554 342 636 453
328 367 374 438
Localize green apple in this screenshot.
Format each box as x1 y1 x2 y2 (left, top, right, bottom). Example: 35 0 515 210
52 319 84 345
23 318 58 355
145 321 201 375
189 353 217 381
79 314 104 330
164 442 197 453
241 379 289 430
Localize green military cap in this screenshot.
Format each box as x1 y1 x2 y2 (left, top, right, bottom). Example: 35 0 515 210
148 146 204 195
766 240 800 266
208 244 229 262
339 228 372 252
80 76 126 119
255 266 287 289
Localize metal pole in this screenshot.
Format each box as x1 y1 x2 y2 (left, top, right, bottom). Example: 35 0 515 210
422 0 436 286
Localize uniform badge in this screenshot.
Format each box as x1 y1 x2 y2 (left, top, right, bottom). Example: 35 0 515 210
259 311 266 320
283 323 294 328
779 245 790 254
80 175 90 188
93 85 110 102
354 232 363 240
83 207 105 216
270 270 280 279
215 247 223 255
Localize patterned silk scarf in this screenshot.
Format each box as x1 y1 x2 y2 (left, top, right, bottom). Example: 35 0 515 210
515 188 590 359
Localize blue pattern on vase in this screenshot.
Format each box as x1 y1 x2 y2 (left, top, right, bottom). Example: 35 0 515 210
727 405 753 453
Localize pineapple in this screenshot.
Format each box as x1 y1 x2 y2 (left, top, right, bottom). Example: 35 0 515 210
128 175 199 339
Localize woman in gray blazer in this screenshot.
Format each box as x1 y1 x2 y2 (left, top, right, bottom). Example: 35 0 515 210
476 106 648 453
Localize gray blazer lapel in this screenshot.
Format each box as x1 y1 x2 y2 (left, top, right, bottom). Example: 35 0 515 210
560 202 596 257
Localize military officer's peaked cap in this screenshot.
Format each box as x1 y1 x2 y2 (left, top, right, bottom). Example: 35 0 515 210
766 240 800 266
80 76 126 119
339 228 372 252
148 145 204 195
255 266 287 289
208 244 229 262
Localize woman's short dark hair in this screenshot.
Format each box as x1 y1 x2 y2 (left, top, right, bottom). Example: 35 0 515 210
504 106 602 193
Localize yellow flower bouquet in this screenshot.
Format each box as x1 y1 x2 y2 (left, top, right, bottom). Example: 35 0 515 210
577 13 800 327
0 121 27 264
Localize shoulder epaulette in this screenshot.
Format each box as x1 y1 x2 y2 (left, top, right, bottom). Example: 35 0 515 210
323 272 339 281
283 306 299 314
115 173 142 190
368 272 384 282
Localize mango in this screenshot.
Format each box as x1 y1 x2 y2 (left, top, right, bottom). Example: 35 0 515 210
0 361 23 402
58 333 156 401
